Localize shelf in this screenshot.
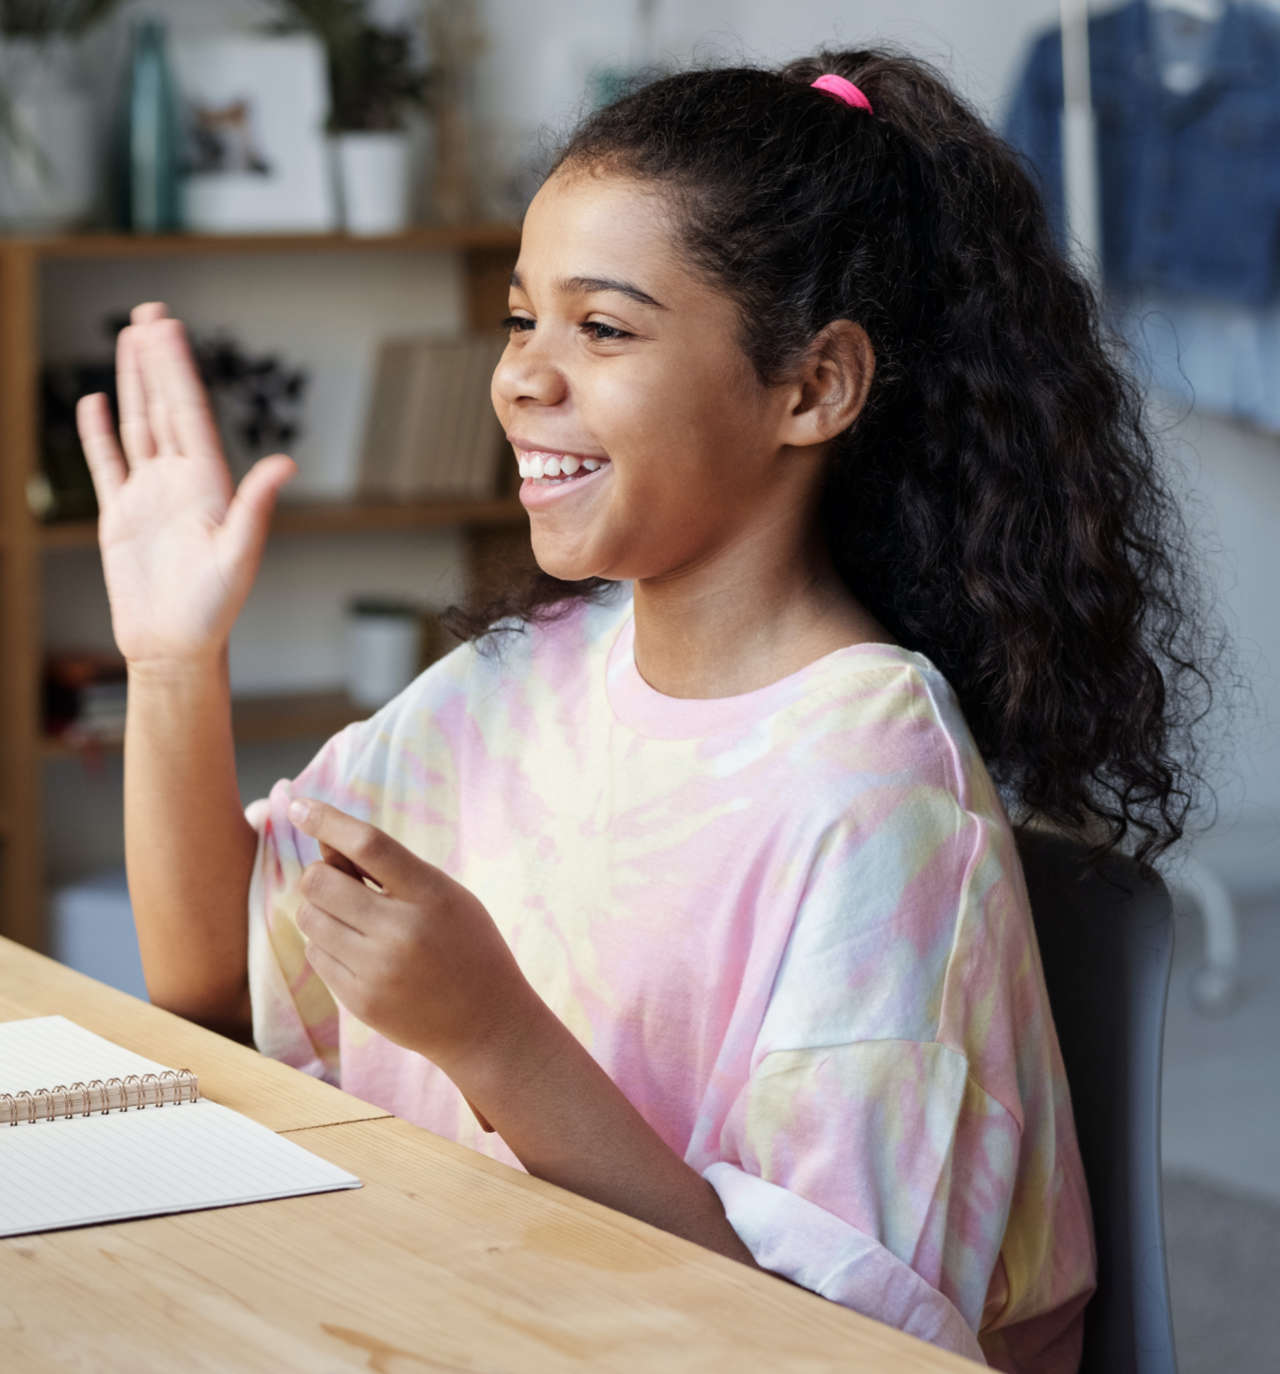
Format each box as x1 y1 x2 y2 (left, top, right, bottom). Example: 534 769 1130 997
42 688 374 761
0 225 522 261
38 495 527 549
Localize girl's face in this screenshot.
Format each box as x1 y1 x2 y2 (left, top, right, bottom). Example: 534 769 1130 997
492 167 805 587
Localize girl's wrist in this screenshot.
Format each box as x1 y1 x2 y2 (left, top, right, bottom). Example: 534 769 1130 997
126 646 228 688
443 983 564 1121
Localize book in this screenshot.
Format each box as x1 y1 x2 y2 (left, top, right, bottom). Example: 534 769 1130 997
357 333 511 502
436 336 475 498
397 337 463 500
0 1016 360 1238
354 337 422 499
457 334 509 499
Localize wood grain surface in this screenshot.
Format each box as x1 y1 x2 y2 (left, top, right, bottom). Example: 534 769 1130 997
0 935 982 1372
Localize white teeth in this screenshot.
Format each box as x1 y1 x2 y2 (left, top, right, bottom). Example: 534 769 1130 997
517 451 609 481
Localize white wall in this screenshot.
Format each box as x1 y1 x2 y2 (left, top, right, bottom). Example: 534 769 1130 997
40 0 1280 889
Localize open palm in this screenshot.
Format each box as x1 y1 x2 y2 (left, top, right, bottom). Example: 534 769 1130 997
76 303 296 669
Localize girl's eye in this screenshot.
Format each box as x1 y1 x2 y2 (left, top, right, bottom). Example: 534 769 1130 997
499 315 631 342
583 321 630 341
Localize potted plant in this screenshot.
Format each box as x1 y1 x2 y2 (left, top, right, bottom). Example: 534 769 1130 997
262 0 434 234
0 0 124 231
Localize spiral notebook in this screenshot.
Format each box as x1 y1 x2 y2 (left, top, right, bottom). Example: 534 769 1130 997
0 1016 360 1238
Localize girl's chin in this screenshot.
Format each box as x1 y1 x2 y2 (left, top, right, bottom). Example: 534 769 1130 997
529 539 606 584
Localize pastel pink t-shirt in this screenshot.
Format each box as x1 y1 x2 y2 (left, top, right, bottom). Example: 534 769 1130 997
247 584 1095 1370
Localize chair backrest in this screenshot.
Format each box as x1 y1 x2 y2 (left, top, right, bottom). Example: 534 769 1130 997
1014 828 1179 1374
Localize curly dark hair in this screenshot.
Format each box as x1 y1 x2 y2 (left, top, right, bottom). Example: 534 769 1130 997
445 46 1224 874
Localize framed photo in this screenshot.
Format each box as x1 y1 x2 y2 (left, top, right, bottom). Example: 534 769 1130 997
169 33 337 233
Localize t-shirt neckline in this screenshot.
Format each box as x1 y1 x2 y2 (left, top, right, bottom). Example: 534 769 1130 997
604 600 930 740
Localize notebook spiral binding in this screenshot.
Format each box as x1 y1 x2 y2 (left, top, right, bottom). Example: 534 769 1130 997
1 1069 199 1127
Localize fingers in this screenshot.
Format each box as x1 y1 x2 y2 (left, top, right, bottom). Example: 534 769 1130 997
288 798 425 898
144 317 225 464
296 900 359 991
118 303 223 466
297 875 367 945
217 453 296 581
299 940 351 998
116 303 172 466
139 323 181 456
297 860 380 945
318 839 365 882
116 323 157 467
319 839 387 893
75 392 127 505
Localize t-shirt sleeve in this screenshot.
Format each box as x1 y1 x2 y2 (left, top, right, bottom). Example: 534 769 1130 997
703 1042 1013 1365
245 716 382 1084
698 772 1085 1367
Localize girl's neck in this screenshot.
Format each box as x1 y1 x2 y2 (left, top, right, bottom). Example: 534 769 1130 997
630 553 893 700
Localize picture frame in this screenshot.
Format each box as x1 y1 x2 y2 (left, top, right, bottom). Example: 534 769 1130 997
168 33 337 233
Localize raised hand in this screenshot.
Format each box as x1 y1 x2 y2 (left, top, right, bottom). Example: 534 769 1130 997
75 302 296 671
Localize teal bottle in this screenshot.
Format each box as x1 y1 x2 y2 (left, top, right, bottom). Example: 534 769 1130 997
116 17 183 232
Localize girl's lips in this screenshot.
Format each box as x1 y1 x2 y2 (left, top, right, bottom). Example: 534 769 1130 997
518 460 613 511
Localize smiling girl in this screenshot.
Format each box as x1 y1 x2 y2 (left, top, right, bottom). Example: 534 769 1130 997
76 48 1214 1372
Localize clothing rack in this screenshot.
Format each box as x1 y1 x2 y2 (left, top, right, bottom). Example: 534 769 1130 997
1058 0 1103 282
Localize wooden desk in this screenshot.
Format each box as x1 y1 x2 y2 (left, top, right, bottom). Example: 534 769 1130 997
0 937 979 1371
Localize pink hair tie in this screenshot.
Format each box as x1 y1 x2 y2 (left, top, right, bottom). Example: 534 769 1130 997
810 72 874 115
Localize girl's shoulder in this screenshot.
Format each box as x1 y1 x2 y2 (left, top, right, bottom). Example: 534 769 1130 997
811 643 982 794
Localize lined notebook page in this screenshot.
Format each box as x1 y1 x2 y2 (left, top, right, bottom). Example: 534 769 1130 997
0 1014 182 1093
0 1016 360 1238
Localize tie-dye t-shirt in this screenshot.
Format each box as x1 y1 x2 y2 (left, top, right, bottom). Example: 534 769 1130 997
247 583 1095 1371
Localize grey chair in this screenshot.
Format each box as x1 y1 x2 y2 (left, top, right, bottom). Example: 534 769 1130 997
1014 828 1179 1374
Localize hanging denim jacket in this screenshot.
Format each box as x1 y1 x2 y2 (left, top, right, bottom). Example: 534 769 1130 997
1003 1 1280 306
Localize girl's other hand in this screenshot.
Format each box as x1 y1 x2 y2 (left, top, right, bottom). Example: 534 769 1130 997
75 301 296 674
288 798 545 1106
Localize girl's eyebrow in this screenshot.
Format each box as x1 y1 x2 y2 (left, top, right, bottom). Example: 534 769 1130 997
509 268 668 311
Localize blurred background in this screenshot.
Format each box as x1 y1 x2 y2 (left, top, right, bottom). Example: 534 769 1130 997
1 3 1276 1367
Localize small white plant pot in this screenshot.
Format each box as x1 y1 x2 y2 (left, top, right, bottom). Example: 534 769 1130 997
333 131 413 235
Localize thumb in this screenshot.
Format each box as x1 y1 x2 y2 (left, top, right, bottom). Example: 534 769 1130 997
218 453 296 573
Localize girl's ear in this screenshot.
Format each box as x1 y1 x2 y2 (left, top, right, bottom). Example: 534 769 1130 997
777 319 875 450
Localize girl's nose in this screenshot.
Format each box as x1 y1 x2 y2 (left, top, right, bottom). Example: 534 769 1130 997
492 338 568 407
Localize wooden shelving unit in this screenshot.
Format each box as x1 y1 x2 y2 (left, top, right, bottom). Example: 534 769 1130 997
0 226 531 953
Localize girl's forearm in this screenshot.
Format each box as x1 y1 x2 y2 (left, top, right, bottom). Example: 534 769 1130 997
124 650 256 1036
456 1002 761 1269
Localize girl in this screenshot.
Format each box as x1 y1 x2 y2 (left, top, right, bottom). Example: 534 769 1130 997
76 47 1213 1373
